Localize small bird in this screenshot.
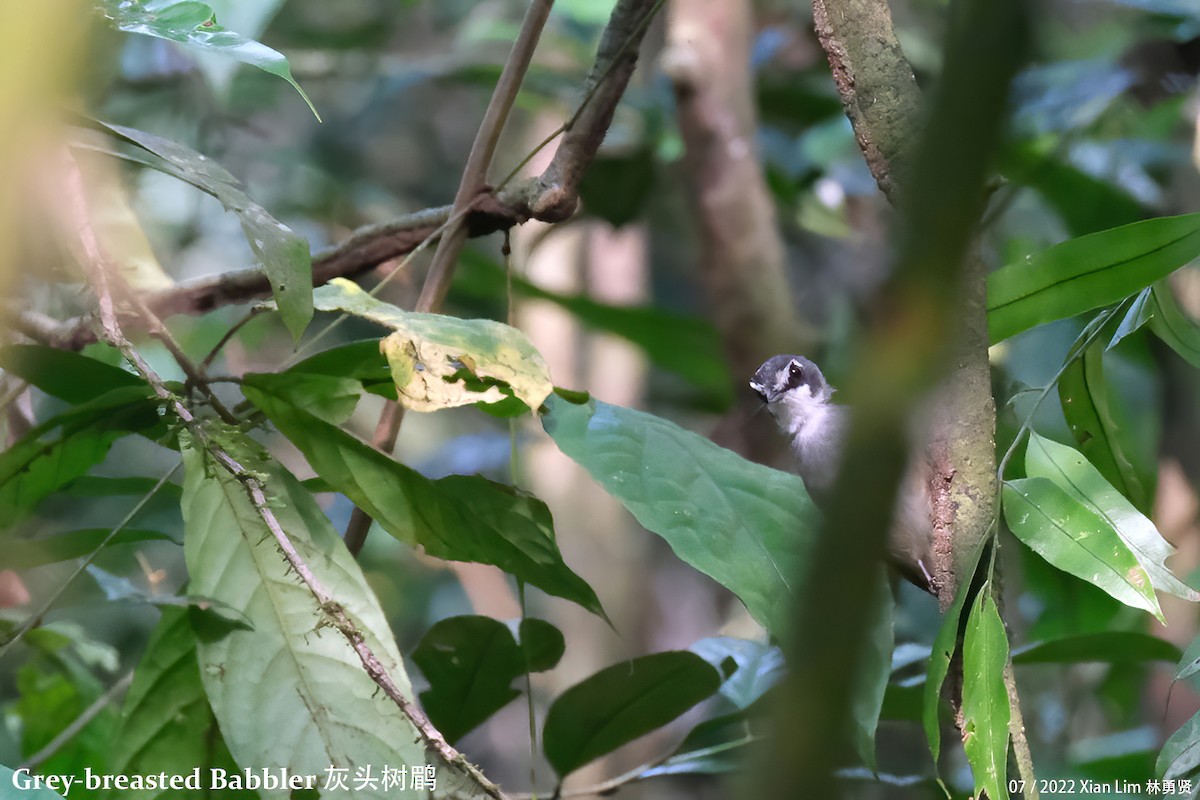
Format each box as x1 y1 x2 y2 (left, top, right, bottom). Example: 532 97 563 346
750 354 936 593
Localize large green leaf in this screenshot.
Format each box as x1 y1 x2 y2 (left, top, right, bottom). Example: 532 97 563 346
311 279 553 413
96 0 318 119
961 590 1010 800
1002 477 1162 619
92 120 313 341
107 607 241 800
1057 340 1152 511
987 213 1200 344
542 651 722 777
180 433 486 799
242 374 604 617
1025 432 1196 601
540 393 818 636
1150 278 1200 367
412 616 564 744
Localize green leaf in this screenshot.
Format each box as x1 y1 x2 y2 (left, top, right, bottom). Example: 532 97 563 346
244 371 361 425
577 148 656 227
512 617 566 673
1002 477 1162 619
1158 708 1200 782
0 387 159 522
60 475 182 499
92 119 313 341
987 213 1200 344
97 0 319 119
180 434 491 799
107 608 241 800
0 344 144 403
541 394 817 636
15 656 116 776
961 590 1010 800
242 373 605 617
413 615 562 744
1013 632 1181 665
312 278 553 413
850 572 894 771
287 339 395 399
542 651 722 777
1025 432 1196 601
1057 340 1152 511
1173 634 1200 684
1108 286 1155 350
5 529 172 570
924 541 986 765
1150 278 1200 367
456 253 731 404
1002 144 1144 237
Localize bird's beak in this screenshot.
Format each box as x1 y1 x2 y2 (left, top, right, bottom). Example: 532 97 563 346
749 381 767 402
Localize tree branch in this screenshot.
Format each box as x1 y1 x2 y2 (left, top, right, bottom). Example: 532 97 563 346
39 0 663 354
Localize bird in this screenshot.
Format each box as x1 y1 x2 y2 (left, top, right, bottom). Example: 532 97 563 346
749 354 936 593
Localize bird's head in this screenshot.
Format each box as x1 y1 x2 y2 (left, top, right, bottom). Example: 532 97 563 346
749 355 834 428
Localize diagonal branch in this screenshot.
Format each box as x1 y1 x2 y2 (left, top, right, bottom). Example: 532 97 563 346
34 0 664 354
56 146 507 800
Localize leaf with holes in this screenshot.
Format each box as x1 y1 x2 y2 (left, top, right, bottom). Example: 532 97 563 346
312 278 552 413
961 591 1010 800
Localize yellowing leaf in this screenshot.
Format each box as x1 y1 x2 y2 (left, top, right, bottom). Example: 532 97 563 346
314 278 552 413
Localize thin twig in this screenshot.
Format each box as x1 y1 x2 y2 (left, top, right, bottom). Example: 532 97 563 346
20 671 134 770
198 306 264 372
508 733 760 800
0 465 179 663
345 0 556 554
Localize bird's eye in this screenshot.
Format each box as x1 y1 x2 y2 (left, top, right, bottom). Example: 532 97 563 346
785 361 806 391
